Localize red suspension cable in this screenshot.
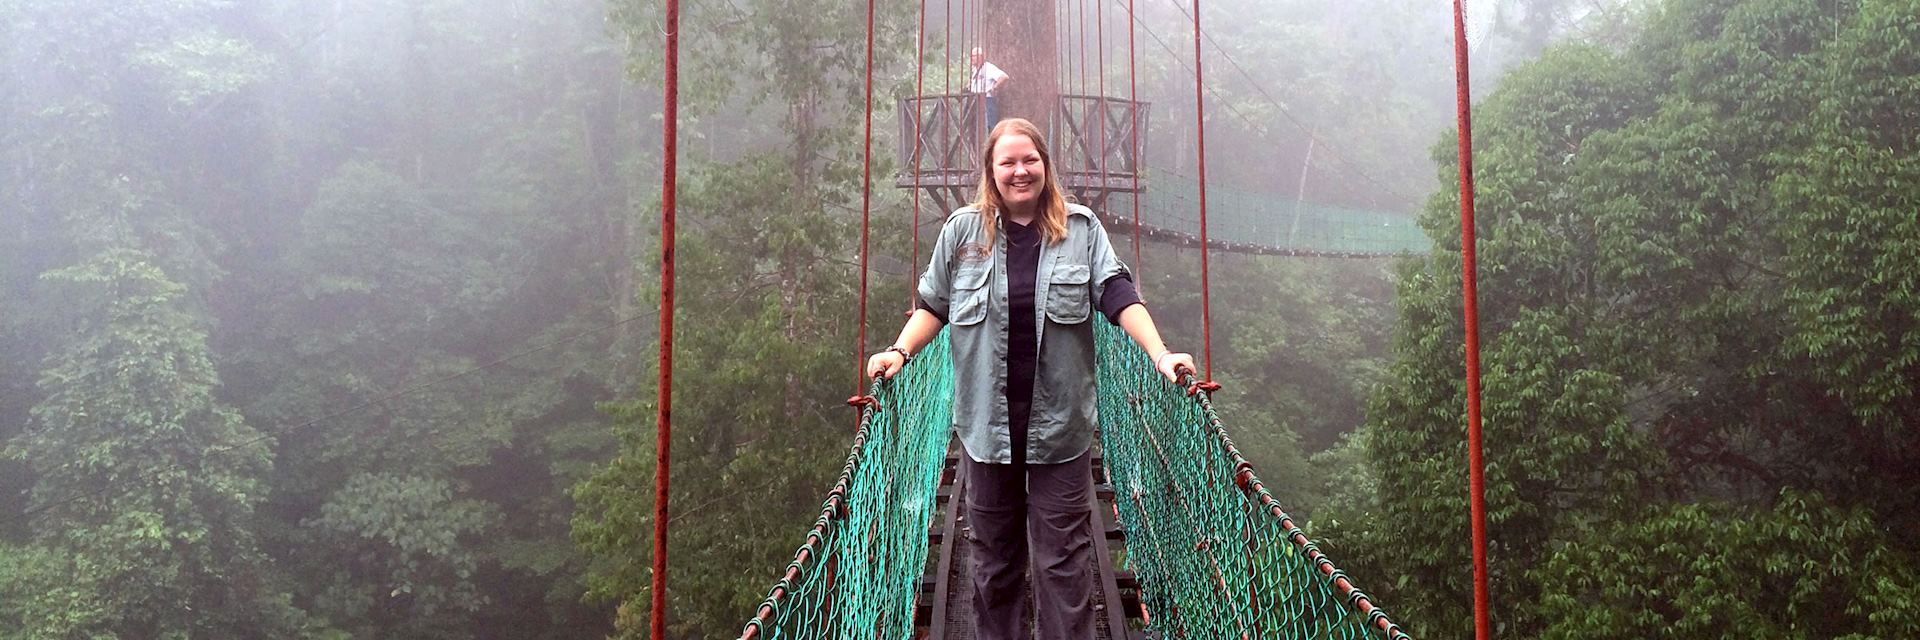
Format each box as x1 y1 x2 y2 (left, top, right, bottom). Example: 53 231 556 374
1078 0 1089 98
1451 1 1492 638
651 0 679 637
943 0 949 90
856 0 876 414
1189 0 1213 380
967 0 980 132
911 0 927 308
1060 2 1070 92
960 0 969 93
1127 0 1141 273
1060 0 1071 97
1097 0 1107 191
943 0 951 193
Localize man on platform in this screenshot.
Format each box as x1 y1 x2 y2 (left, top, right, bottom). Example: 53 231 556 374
968 47 1009 126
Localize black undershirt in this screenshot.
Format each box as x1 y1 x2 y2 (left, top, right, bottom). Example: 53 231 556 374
1004 219 1042 465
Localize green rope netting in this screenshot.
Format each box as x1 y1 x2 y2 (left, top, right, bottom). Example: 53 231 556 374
738 324 1409 639
738 331 953 639
1094 321 1409 640
1106 173 1429 255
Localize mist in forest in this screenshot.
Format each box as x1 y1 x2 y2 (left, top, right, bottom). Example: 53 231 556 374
2 0 1915 638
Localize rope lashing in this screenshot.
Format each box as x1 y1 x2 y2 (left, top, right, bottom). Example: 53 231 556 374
845 395 883 413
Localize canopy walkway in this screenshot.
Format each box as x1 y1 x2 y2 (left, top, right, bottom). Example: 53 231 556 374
1100 176 1428 258
647 0 1496 635
736 325 1409 639
897 93 1428 259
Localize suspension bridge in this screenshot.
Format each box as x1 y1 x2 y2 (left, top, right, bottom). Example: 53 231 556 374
736 39 1418 640
644 0 1497 637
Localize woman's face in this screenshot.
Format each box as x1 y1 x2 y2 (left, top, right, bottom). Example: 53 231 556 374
991 134 1045 212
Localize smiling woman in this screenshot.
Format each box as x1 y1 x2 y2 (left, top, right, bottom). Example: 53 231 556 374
991 133 1043 218
864 117 1195 639
974 119 1068 249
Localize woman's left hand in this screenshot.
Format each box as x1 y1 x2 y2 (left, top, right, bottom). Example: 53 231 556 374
1154 351 1196 383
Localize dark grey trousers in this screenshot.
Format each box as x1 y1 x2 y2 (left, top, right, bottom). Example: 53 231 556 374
965 452 1094 640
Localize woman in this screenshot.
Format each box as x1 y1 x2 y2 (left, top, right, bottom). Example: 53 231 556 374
866 118 1194 640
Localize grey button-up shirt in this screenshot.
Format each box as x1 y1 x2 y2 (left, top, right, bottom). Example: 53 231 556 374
918 204 1129 464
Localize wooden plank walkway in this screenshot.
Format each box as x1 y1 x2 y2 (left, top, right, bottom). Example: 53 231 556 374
917 447 1150 640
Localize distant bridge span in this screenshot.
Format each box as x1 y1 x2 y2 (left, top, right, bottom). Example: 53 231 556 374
898 94 1429 259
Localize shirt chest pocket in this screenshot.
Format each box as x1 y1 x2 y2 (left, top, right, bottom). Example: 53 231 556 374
1045 262 1091 324
949 262 991 326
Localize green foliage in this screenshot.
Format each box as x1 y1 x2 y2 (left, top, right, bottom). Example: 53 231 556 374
572 156 865 638
300 473 501 638
1774 0 1920 435
570 0 920 636
1323 0 1920 637
0 545 115 639
1538 491 1920 639
4 0 637 635
1141 255 1398 518
4 249 308 638
250 160 513 473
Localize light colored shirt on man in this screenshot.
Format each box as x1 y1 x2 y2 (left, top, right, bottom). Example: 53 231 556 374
970 61 1008 96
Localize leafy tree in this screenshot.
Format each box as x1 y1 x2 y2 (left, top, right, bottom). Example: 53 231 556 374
219 2 647 633
1319 0 1920 637
300 473 501 639
1537 491 1920 639
574 152 890 635
3 249 311 638
572 0 918 635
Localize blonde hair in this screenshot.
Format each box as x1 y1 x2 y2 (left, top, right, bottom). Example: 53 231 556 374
969 118 1070 249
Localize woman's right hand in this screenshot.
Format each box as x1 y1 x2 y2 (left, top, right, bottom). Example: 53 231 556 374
867 350 907 380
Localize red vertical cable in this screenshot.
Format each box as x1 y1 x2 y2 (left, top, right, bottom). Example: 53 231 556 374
1127 0 1141 273
1452 1 1492 638
943 0 950 92
650 0 679 637
960 0 968 94
1079 0 1089 99
1063 0 1073 97
1189 0 1212 379
965 0 978 132
943 0 951 188
1059 2 1069 94
856 0 876 410
1097 0 1107 199
1067 0 1077 97
911 0 927 307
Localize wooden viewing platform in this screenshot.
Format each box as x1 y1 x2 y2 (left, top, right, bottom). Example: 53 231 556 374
897 93 1150 213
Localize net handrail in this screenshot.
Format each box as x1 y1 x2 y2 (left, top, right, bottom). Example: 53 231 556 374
734 325 1413 639
1094 320 1411 639
737 332 953 639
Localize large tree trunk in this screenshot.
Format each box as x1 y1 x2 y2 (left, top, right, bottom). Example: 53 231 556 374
981 2 1057 136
